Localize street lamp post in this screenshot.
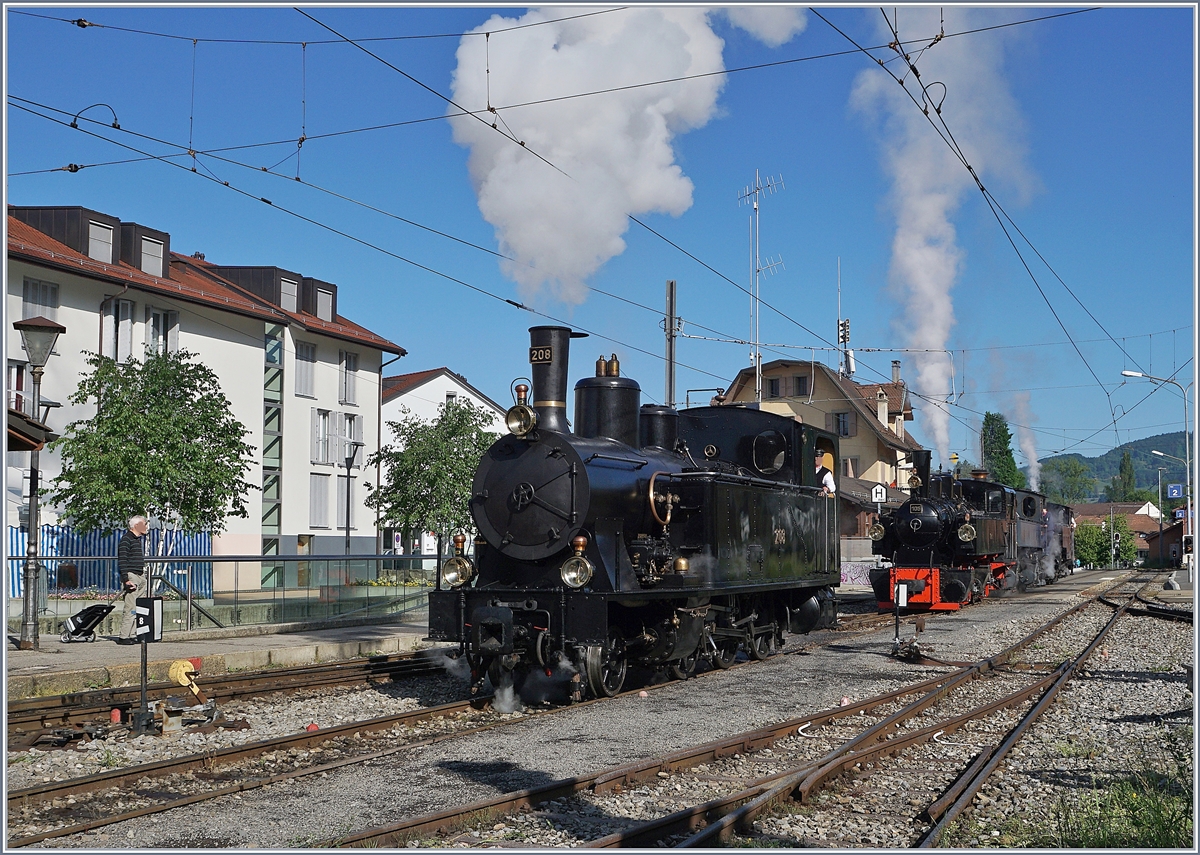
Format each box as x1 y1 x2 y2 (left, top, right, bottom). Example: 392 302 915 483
13 316 66 651
1157 467 1165 567
1124 370 1193 580
344 440 365 555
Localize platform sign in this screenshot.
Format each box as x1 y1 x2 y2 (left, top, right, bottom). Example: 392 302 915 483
134 596 163 643
1168 484 1184 499
1177 508 1188 520
871 483 888 504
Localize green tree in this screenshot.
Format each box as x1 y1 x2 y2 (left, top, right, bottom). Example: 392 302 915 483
1039 457 1096 504
981 412 1027 489
1105 451 1139 502
367 399 499 558
47 350 256 552
1074 517 1136 567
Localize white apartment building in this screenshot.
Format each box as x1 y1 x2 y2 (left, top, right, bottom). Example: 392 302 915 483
7 206 404 590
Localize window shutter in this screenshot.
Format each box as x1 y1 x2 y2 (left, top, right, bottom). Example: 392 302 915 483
310 474 328 528
167 312 179 352
825 413 834 433
847 411 858 437
116 299 133 362
310 408 319 464
335 412 346 463
145 305 155 351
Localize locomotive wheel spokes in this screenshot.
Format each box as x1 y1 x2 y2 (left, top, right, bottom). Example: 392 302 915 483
747 625 774 660
585 628 627 698
668 648 699 681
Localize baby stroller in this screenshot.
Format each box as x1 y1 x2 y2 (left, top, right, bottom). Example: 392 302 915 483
59 603 115 643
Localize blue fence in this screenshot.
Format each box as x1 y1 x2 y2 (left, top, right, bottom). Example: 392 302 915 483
7 526 213 598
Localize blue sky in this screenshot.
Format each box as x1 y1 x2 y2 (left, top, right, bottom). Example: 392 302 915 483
5 4 1195 474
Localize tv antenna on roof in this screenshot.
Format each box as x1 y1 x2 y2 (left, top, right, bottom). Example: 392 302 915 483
738 169 784 403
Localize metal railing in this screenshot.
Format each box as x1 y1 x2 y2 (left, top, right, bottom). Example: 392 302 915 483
6 552 439 635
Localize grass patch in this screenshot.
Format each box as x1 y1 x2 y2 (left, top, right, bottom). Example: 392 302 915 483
1037 726 1192 848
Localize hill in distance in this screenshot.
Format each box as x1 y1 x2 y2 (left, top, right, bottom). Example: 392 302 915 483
1035 431 1189 500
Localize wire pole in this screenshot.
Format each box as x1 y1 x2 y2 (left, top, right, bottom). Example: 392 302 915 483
738 170 783 403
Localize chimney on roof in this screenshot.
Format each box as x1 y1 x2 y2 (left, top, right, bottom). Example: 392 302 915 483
192 251 205 260
876 388 888 426
892 360 901 383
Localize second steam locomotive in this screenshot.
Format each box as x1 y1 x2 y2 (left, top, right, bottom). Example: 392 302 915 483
868 450 1076 611
428 326 841 701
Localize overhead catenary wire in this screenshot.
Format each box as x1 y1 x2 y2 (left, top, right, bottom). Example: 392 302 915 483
809 6 1147 454
9 100 731 397
12 6 1154 447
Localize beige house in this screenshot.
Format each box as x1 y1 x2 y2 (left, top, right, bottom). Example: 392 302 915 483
723 358 925 490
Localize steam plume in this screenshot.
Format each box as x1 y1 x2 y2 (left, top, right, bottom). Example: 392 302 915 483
852 8 1034 464
450 7 805 304
1010 391 1040 489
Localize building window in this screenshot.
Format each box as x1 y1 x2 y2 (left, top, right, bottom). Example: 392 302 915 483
295 341 316 396
345 413 362 466
280 278 298 313
316 288 333 321
842 457 859 479
141 237 164 276
830 411 857 438
309 474 330 528
8 362 26 416
340 351 358 405
146 307 179 355
102 298 134 361
88 221 114 263
767 378 780 399
22 278 59 321
793 375 809 397
311 408 332 464
446 392 457 405
337 474 356 530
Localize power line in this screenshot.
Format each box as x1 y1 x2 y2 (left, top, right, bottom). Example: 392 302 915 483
810 6 1138 450
10 99 732 394
9 7 630 45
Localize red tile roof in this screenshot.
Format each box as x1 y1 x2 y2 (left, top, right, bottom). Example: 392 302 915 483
8 215 404 355
382 368 447 402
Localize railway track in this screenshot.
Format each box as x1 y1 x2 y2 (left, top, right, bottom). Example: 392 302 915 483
1 598 942 846
315 581 1145 848
7 649 451 749
6 573 1161 848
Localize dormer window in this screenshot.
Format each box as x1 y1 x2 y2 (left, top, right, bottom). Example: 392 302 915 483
316 288 333 321
88 221 114 263
141 237 164 276
281 278 298 313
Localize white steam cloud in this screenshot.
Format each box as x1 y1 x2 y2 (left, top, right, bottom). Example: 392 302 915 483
1009 391 1040 490
450 6 805 304
852 8 1034 465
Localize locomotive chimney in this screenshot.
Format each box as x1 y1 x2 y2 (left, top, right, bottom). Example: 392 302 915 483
529 325 587 433
911 449 932 498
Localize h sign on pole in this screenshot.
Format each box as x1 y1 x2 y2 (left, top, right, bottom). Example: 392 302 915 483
871 483 888 504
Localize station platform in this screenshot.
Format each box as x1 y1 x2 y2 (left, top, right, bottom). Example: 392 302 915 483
4 610 433 700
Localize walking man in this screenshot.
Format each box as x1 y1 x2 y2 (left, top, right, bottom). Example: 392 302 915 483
117 515 149 644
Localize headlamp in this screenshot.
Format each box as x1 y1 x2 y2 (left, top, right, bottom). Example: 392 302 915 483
506 382 538 437
441 555 475 588
868 522 886 542
957 523 976 542
560 535 593 588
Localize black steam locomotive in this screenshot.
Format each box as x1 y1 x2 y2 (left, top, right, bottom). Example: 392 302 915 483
868 450 1076 611
428 325 841 701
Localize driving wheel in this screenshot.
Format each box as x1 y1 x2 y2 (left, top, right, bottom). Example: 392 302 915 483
585 627 627 698
668 648 699 681
747 625 774 660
